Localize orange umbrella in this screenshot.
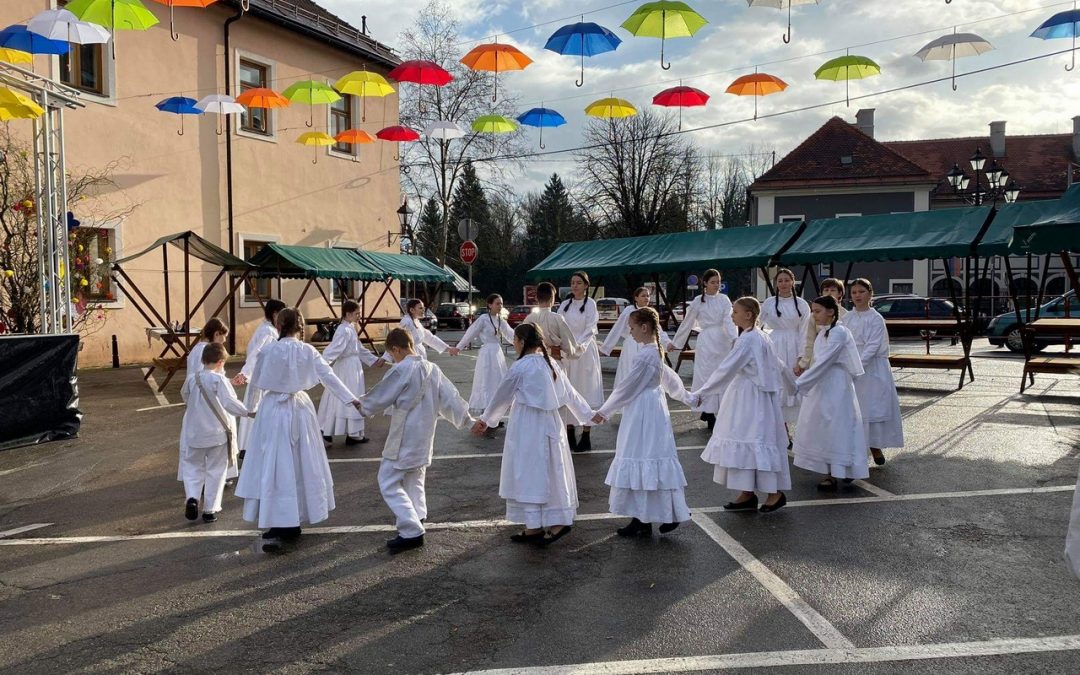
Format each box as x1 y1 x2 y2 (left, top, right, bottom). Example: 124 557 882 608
460 41 533 101
148 0 219 41
235 87 290 109
725 72 787 119
335 129 375 144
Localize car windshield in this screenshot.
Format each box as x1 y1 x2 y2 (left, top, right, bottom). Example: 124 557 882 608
511 306 531 313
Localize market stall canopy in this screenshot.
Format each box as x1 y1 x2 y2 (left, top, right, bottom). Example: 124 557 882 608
977 184 1080 256
245 243 384 280
113 231 253 271
778 206 993 265
354 250 455 282
974 199 1061 257
444 264 480 293
527 222 803 279
1011 221 1080 254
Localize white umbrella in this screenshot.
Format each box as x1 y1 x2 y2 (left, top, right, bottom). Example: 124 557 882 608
196 94 245 135
27 9 110 45
423 120 466 140
746 0 820 44
915 28 994 90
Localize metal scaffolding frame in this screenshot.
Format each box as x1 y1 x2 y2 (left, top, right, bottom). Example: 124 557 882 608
0 62 84 335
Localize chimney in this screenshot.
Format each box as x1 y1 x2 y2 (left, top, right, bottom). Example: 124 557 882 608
1073 116 1080 160
361 15 368 35
855 108 875 138
989 120 1006 157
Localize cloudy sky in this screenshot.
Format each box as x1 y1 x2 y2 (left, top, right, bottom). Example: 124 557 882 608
320 0 1080 192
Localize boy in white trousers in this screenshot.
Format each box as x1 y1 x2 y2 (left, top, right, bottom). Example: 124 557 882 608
179 343 254 522
357 328 474 553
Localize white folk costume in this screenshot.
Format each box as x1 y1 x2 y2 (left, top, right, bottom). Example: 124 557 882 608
522 307 582 361
557 297 605 410
599 305 673 388
178 341 239 481
841 308 904 451
760 295 812 423
481 354 593 529
798 305 847 370
237 320 278 452
317 321 380 439
383 315 448 363
694 329 792 493
184 341 208 384
456 313 514 415
358 356 472 538
791 325 869 480
595 344 693 524
179 368 250 514
671 292 738 414
234 338 356 528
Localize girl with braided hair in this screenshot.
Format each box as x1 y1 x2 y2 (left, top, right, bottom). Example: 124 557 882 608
472 323 593 546
556 271 604 451
593 307 694 536
599 287 673 388
455 294 515 417
760 269 811 427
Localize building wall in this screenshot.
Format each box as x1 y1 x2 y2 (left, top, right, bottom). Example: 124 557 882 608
1 1 401 367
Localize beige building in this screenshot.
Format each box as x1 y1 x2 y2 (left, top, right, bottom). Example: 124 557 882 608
1 0 402 367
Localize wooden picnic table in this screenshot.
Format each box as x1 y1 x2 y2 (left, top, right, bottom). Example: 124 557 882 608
885 318 974 390
1021 317 1080 392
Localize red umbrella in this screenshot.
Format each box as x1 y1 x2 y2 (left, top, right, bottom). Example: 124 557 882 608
377 125 420 163
652 85 709 130
388 60 453 85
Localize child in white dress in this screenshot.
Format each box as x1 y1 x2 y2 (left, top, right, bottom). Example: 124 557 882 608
557 271 604 451
760 269 811 426
473 323 593 547
693 297 791 513
184 318 228 388
797 279 846 373
384 298 458 363
456 293 514 417
318 300 380 446
599 287 673 388
593 307 693 536
791 295 869 491
841 279 904 466
233 299 286 460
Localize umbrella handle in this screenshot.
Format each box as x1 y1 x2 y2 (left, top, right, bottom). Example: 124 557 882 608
178 114 184 136
783 2 791 44
307 107 314 127
576 40 585 87
1068 36 1076 71
660 10 671 70
170 5 179 42
539 125 545 150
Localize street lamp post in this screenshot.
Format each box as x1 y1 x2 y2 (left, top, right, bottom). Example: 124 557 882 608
395 198 416 301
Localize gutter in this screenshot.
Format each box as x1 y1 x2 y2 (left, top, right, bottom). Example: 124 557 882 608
224 5 244 353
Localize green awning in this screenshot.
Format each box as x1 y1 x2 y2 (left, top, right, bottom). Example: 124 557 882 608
526 223 804 280
1010 222 1080 254
975 199 1062 257
114 231 254 271
355 251 455 282
779 206 993 265
246 244 385 280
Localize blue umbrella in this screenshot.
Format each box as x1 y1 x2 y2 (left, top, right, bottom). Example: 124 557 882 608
0 25 70 55
544 21 621 87
156 96 203 136
517 107 566 149
1031 8 1080 71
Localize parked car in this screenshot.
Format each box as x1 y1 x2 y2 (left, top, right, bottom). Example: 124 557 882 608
398 298 439 333
508 305 536 327
987 290 1076 353
596 297 630 321
435 301 474 330
474 306 510 322
871 295 959 319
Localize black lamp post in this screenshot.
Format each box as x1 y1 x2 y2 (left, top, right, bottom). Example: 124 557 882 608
393 199 415 254
946 147 1021 206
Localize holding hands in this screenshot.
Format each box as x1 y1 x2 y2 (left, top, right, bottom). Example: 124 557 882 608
591 412 606 425
793 365 805 377
448 347 461 356
470 420 488 437
232 373 247 386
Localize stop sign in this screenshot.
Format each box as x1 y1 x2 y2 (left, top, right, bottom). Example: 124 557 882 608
460 240 478 265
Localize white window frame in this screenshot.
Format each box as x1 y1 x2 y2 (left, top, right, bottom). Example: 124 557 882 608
234 49 277 143
890 279 916 295
327 93 359 161
52 1 116 105
77 219 125 309
238 233 281 307
835 212 862 218
778 214 804 223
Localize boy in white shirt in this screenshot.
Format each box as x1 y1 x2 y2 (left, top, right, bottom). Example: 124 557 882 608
179 343 255 522
357 328 474 553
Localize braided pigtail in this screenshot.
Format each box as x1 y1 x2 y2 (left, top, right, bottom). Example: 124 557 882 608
515 322 557 380
701 268 720 303
775 294 782 317
539 342 557 381
826 312 838 339
775 268 799 317
813 295 840 339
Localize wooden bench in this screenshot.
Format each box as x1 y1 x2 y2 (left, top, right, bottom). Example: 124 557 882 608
1021 317 1080 393
888 353 972 390
675 349 695 374
885 319 974 390
149 356 185 392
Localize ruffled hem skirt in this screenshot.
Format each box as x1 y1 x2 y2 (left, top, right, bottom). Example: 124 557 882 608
609 488 690 523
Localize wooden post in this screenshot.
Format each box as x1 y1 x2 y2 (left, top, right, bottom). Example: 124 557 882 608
183 236 190 350
162 244 171 330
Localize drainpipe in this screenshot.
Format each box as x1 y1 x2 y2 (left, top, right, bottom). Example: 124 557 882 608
224 4 244 353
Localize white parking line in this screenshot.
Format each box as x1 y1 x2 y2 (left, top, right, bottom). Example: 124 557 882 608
692 513 854 649
328 446 708 464
140 368 170 407
0 523 52 538
851 480 895 497
136 402 186 412
446 634 1080 674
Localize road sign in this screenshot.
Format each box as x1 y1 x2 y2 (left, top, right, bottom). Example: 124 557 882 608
457 218 479 242
687 274 698 286
460 240 478 265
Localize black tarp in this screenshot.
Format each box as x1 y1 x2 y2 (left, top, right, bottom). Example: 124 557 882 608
0 334 81 450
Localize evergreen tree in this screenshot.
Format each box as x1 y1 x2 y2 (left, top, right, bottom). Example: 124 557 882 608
413 197 443 261
523 173 586 270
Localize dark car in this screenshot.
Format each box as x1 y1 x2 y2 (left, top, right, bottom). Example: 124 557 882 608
508 305 536 327
987 290 1076 352
871 295 959 319
435 302 474 330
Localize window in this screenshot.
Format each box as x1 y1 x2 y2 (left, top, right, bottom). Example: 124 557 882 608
239 59 269 134
330 96 355 155
59 43 105 96
242 239 273 302
778 215 803 223
890 281 914 294
71 226 118 303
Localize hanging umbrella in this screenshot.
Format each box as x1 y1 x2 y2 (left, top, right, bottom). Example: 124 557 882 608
156 95 202 135
65 0 158 57
235 87 290 109
334 70 394 122
423 120 466 139
27 9 110 45
334 129 375 162
282 80 341 127
585 97 638 118
147 0 219 41
0 25 69 56
388 60 452 113
746 0 819 45
517 107 566 149
296 131 335 164
460 41 533 102
1031 7 1080 71
652 84 708 130
195 94 244 135
915 29 994 90
471 114 518 133
621 2 708 70
725 71 787 119
0 48 33 65
377 125 420 161
0 88 45 120
544 20 622 87
814 51 880 106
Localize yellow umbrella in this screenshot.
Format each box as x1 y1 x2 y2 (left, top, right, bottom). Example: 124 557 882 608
0 88 45 119
334 70 394 122
296 131 335 164
585 97 637 118
0 48 33 65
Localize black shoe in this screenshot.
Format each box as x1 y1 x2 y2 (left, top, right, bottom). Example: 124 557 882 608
224 479 236 488
539 525 572 546
576 433 592 452
238 449 246 461
817 478 838 492
322 435 333 445
185 498 198 521
699 412 709 423
510 530 546 543
760 493 787 513
279 527 302 541
723 495 759 511
707 416 716 432
616 518 652 537
386 534 425 553
262 528 282 539
871 450 886 466
659 521 680 534
202 512 218 523
566 426 578 451
345 436 369 446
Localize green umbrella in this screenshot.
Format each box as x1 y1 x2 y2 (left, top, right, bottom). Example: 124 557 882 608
282 80 342 127
471 114 518 133
621 1 708 70
814 51 880 106
65 0 159 57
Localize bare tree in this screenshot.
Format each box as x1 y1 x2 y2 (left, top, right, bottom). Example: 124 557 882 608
697 146 776 230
